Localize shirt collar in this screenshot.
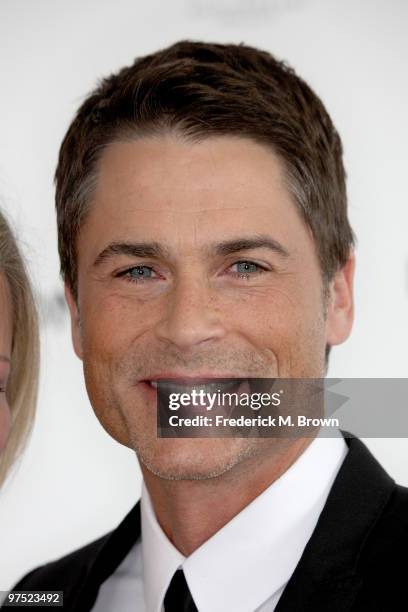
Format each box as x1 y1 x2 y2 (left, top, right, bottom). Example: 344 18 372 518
141 483 185 612
142 434 348 612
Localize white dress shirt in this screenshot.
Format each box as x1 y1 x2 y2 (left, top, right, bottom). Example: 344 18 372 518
93 433 348 612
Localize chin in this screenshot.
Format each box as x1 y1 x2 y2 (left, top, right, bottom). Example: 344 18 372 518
134 436 258 481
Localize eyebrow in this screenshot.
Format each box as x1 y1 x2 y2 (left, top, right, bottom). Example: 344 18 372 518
213 236 290 258
93 242 171 267
93 234 290 268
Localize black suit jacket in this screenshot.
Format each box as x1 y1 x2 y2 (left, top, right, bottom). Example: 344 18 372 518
7 435 408 611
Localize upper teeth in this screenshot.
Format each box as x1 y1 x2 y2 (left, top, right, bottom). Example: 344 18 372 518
148 379 244 393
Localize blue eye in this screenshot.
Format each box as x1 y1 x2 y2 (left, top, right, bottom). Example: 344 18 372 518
120 265 156 283
231 261 267 279
236 262 258 274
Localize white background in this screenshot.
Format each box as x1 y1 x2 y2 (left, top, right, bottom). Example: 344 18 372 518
0 0 407 590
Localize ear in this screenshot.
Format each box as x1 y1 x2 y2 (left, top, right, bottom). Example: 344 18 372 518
64 283 83 360
325 252 355 347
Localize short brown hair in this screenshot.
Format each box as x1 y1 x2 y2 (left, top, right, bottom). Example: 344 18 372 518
55 40 355 297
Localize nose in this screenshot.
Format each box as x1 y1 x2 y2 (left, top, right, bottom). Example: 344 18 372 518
154 274 226 351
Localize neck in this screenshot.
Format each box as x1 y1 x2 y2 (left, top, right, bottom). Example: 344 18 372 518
141 437 312 556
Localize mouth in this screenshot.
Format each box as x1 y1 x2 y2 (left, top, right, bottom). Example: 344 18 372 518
142 377 246 393
143 377 246 394
140 378 251 423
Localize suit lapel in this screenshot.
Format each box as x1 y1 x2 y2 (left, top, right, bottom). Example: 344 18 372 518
276 434 395 611
73 501 142 610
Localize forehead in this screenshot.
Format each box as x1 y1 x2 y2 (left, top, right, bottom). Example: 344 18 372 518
92 134 292 211
80 134 315 259
98 135 284 210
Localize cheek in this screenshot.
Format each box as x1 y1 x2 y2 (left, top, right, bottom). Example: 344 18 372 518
231 285 326 372
79 295 156 414
230 285 303 340
81 293 152 355
0 397 11 453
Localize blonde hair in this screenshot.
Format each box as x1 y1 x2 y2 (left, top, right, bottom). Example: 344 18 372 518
0 209 40 487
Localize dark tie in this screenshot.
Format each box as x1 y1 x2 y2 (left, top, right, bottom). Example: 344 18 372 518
164 569 199 612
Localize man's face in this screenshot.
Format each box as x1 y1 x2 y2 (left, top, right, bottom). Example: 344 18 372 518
66 134 354 480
